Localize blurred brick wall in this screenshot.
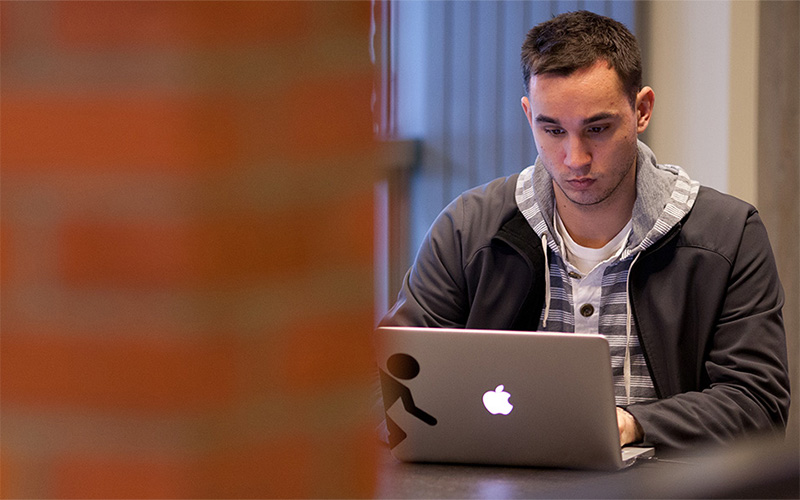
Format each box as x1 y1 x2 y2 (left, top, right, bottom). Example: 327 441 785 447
0 1 377 498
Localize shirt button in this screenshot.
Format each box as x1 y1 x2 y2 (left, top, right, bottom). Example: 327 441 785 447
580 304 595 317
568 271 582 279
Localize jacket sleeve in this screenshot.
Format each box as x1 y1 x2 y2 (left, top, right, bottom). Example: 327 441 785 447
627 208 791 451
380 197 469 328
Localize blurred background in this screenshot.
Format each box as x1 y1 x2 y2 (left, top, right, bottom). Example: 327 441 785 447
1 1 797 498
1 1 377 497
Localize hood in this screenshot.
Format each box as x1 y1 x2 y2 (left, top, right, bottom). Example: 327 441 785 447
515 140 700 257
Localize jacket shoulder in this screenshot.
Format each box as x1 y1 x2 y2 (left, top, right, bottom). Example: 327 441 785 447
693 186 756 214
455 174 522 239
678 186 760 260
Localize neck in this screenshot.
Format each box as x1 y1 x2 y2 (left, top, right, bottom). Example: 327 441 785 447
554 187 635 249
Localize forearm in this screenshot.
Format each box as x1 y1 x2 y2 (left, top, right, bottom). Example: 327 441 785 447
626 383 789 450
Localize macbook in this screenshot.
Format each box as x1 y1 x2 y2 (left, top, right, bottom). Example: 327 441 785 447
375 326 654 471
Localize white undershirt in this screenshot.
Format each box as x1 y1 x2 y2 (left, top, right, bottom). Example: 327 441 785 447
554 211 632 333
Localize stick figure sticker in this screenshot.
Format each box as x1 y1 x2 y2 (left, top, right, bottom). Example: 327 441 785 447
379 353 437 449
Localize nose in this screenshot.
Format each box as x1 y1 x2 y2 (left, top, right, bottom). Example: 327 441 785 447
563 137 591 169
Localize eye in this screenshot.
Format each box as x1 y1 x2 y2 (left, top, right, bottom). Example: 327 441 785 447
544 128 566 136
587 125 608 134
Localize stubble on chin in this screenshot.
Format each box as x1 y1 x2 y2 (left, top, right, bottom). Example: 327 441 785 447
548 154 637 209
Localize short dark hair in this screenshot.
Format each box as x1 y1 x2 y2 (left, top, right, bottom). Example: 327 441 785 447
521 10 642 105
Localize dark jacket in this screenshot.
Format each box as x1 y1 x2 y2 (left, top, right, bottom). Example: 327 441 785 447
381 174 791 451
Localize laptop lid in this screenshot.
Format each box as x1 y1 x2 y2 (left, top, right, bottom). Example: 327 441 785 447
375 326 654 471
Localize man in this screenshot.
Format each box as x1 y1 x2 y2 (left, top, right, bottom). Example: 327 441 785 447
381 10 790 451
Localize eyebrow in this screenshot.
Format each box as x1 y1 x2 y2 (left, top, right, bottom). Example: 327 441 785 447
534 112 619 125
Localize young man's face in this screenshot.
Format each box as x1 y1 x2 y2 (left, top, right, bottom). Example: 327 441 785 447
521 60 653 211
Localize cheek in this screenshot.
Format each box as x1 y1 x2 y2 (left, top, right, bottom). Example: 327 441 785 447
620 123 639 146
604 129 637 158
534 140 545 156
534 146 562 178
532 133 556 157
534 143 557 167
531 131 544 155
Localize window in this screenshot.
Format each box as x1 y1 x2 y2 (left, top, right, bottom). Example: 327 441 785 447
374 1 638 318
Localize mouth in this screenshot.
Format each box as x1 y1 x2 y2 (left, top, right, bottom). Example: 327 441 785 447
566 177 595 189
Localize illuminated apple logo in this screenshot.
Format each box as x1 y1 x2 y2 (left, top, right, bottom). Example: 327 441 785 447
482 385 513 415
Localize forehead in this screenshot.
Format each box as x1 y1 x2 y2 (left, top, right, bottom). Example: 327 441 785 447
528 61 629 116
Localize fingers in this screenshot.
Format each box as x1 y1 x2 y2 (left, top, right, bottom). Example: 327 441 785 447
616 407 642 446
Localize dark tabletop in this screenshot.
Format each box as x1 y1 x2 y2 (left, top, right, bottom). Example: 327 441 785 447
374 439 799 499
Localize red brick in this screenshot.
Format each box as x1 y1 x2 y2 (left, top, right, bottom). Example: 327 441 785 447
197 435 314 498
57 203 373 289
0 2 22 51
55 1 312 49
193 211 313 286
318 190 375 266
0 331 236 411
315 423 379 498
197 86 375 171
58 220 197 288
217 92 295 165
0 2 58 52
54 454 193 499
53 433 370 498
320 1 372 34
280 75 377 161
0 220 13 285
0 449 20 499
56 2 183 48
346 425 381 499
278 308 375 392
184 2 314 47
0 93 238 172
198 194 376 287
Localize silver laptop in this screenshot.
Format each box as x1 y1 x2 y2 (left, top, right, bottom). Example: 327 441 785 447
375 326 654 471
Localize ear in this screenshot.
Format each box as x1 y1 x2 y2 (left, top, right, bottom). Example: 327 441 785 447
635 86 655 133
521 96 534 128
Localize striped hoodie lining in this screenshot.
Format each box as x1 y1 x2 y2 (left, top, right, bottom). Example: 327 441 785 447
515 141 700 406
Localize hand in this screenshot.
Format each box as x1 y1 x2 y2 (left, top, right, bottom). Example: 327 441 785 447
616 407 643 446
